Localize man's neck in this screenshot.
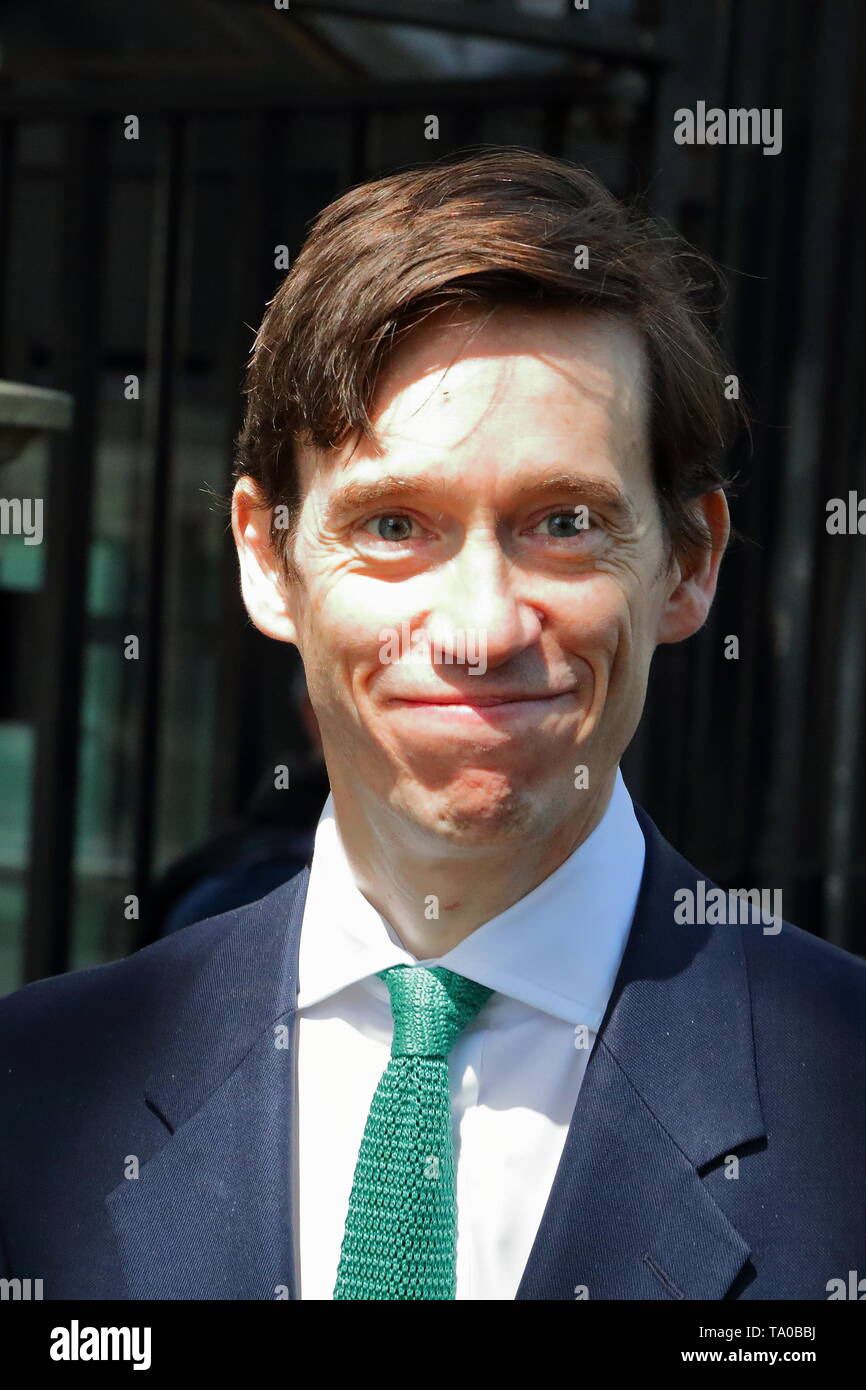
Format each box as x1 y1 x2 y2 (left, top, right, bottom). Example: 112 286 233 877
327 770 618 958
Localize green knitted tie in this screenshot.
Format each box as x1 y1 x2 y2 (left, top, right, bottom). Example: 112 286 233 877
333 964 494 1300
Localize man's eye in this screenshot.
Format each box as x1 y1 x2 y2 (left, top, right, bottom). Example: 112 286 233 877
360 513 420 543
530 510 597 538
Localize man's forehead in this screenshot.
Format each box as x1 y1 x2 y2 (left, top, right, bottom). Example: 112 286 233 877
296 305 651 491
369 302 649 426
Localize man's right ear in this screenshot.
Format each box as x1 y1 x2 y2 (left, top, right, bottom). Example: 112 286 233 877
231 477 299 644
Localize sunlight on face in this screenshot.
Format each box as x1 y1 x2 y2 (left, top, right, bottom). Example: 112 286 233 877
285 305 675 849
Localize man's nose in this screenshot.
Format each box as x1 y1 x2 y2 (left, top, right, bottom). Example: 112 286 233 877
423 539 543 669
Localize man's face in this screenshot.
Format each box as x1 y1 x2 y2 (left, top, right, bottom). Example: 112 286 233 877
235 305 726 850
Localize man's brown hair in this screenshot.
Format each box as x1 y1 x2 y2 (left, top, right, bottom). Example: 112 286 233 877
234 147 744 574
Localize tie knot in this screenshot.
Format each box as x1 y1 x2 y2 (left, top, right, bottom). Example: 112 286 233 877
378 965 493 1058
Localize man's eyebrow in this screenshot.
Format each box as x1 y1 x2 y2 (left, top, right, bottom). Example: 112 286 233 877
321 472 636 526
510 473 636 523
322 476 451 525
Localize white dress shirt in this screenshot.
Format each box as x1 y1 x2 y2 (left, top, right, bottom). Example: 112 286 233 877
294 766 646 1300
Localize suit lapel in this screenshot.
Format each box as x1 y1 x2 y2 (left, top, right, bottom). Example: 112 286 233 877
107 867 310 1300
516 805 765 1300
107 801 765 1301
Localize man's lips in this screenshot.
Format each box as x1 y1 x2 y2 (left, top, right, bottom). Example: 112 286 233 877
386 691 577 729
389 691 570 706
385 689 577 729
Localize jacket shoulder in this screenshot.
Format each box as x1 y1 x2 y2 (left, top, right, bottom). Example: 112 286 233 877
740 912 866 1025
0 868 308 1075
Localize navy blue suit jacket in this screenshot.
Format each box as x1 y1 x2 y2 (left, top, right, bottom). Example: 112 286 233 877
2 804 865 1300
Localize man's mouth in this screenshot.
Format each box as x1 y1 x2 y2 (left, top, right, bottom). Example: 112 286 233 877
391 691 568 706
387 690 575 723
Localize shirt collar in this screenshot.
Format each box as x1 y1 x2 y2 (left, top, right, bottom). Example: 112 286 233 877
297 766 646 1028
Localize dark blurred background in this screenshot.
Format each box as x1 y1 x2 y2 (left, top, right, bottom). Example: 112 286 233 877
0 0 864 991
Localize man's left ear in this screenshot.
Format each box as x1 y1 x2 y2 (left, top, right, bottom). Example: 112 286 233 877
656 488 730 645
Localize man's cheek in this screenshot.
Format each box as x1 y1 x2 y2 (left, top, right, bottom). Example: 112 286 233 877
300 580 366 643
569 595 628 662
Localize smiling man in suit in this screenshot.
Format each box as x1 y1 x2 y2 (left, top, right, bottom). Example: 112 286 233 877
2 149 865 1301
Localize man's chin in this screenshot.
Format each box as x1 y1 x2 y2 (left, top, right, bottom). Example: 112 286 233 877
395 774 543 847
